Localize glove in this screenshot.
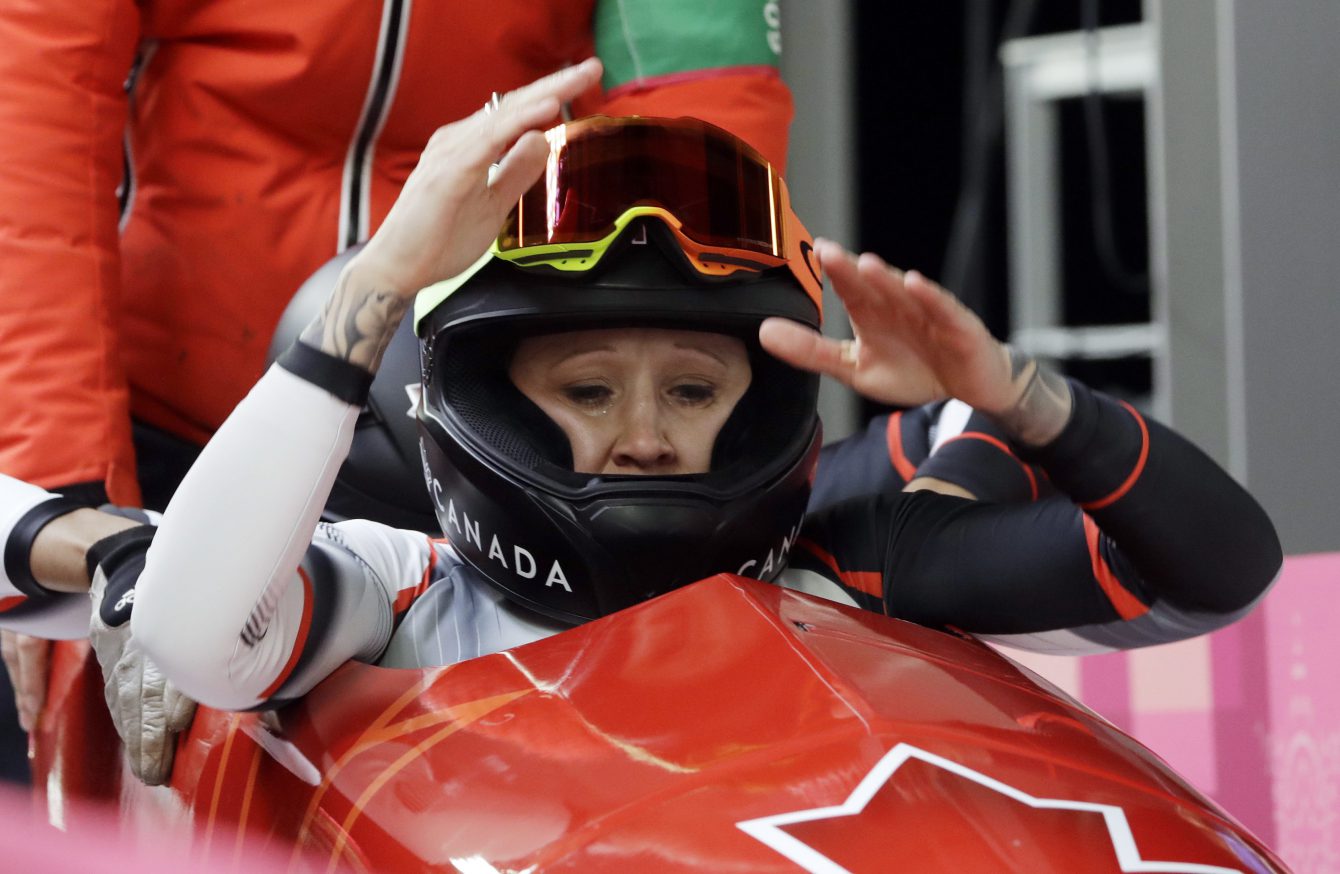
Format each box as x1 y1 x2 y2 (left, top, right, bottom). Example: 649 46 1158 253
87 525 197 786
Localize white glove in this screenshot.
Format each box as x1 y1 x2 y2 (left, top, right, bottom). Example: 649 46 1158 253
87 527 197 786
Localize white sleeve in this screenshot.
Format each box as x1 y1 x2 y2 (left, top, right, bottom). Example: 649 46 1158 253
133 365 366 710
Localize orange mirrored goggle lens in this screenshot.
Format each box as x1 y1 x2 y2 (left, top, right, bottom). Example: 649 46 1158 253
499 116 790 266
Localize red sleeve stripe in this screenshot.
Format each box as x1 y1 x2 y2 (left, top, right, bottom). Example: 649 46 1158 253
604 65 780 100
259 568 315 699
1081 514 1149 620
1080 402 1150 511
884 412 918 482
937 432 1039 500
795 537 883 600
393 536 440 615
0 596 25 613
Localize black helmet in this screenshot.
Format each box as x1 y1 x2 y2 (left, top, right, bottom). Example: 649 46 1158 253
268 245 438 532
414 116 824 624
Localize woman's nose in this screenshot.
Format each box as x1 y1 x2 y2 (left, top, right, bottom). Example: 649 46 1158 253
609 400 676 471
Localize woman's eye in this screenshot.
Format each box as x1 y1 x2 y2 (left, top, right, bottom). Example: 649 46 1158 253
563 384 612 407
669 383 716 405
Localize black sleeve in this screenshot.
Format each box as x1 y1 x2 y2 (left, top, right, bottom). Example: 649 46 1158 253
797 381 1283 649
807 406 939 513
809 401 1049 514
912 405 1050 503
1020 379 1281 614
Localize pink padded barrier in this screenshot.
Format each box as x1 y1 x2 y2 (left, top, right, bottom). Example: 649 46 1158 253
1006 551 1340 873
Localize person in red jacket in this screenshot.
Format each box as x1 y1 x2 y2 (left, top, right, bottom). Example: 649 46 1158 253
0 0 794 766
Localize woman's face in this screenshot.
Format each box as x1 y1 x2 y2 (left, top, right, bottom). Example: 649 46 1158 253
509 328 751 475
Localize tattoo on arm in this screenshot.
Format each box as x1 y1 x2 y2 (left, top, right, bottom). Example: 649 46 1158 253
298 269 411 373
993 346 1073 448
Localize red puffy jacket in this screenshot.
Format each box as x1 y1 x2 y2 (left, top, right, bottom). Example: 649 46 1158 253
0 0 793 504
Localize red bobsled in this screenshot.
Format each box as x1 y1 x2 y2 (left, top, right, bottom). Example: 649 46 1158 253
32 576 1288 872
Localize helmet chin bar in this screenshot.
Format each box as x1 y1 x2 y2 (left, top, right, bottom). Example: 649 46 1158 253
417 417 821 625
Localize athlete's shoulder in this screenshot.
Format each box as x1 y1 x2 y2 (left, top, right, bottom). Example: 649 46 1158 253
379 557 571 668
316 519 462 592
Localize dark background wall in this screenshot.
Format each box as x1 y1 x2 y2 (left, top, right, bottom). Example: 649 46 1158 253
853 1 1147 413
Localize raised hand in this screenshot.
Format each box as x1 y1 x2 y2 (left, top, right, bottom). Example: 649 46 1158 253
302 58 604 371
760 239 1072 447
356 57 603 296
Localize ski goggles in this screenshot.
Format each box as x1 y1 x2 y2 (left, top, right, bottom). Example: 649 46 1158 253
492 116 823 312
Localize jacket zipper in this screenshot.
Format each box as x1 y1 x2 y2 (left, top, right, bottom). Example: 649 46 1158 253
340 0 412 251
